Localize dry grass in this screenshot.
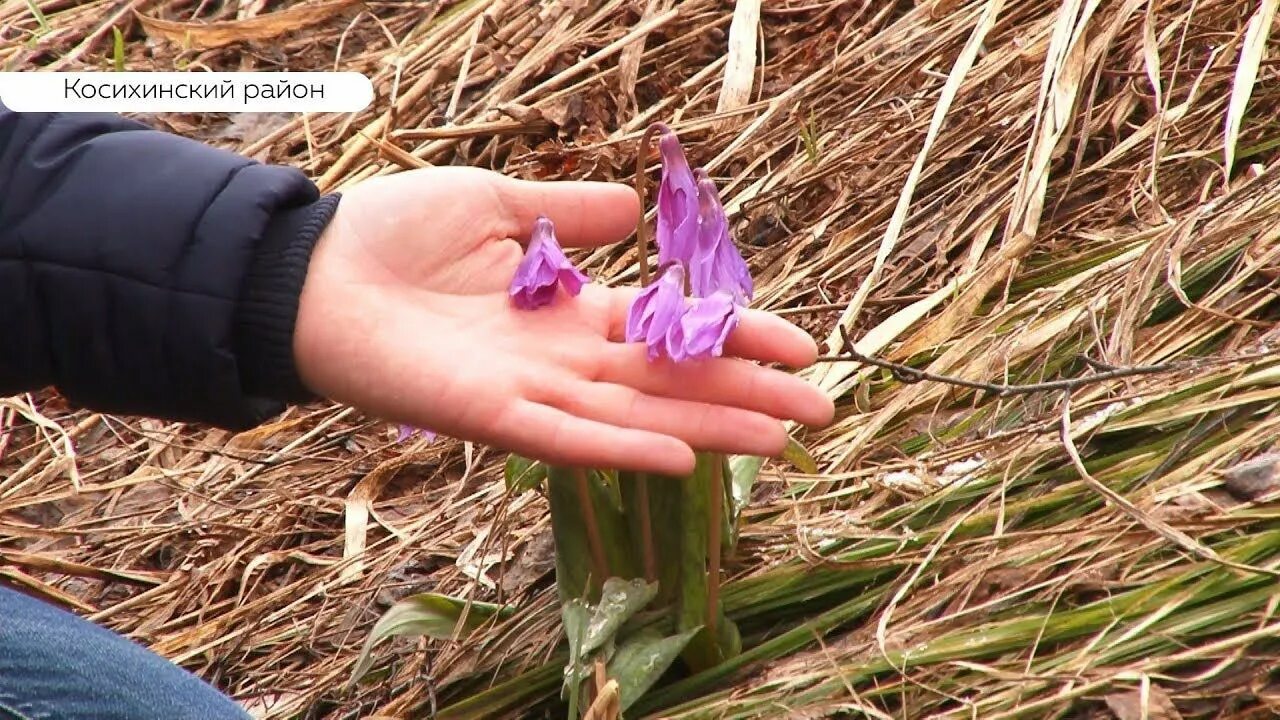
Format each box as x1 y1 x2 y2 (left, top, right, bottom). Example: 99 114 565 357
5 0 1280 717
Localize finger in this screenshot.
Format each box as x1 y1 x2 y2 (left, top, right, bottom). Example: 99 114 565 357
597 286 819 368
536 379 788 457
595 344 836 428
492 401 696 475
726 309 820 368
495 175 641 249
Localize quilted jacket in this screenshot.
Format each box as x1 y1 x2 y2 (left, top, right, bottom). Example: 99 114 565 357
0 101 340 428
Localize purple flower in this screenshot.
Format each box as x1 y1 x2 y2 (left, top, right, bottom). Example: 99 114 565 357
625 263 688 361
655 126 700 269
509 215 589 310
668 291 739 362
397 425 437 443
625 124 754 362
691 170 753 304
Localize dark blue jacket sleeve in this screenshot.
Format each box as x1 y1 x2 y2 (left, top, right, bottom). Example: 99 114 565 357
0 101 340 428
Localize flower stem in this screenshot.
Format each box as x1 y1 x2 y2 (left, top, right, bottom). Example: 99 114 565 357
573 468 610 590
634 122 666 287
707 455 723 641
636 473 657 582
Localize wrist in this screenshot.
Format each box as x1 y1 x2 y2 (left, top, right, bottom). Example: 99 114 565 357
234 193 342 403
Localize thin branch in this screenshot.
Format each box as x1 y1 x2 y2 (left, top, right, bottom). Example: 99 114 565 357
573 468 611 594
636 473 657 583
820 325 1277 397
634 123 666 287
773 295 931 316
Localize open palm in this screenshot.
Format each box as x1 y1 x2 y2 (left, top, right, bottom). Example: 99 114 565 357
292 167 833 475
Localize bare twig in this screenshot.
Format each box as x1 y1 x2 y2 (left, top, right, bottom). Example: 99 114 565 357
636 473 657 583
634 122 666 287
573 468 611 593
822 326 1275 397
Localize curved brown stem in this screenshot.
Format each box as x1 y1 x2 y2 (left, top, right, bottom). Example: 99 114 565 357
573 468 610 591
634 122 668 287
636 474 657 582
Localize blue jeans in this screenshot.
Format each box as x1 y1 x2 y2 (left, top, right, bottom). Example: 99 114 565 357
0 584 249 720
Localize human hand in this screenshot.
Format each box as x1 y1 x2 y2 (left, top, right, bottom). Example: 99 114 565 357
292 166 834 475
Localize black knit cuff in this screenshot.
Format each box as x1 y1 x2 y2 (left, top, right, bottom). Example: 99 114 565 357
235 193 341 404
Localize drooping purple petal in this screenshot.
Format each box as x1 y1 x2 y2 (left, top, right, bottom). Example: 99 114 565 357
397 425 437 443
625 263 689 361
691 169 753 304
670 291 739 361
509 215 589 310
655 126 700 269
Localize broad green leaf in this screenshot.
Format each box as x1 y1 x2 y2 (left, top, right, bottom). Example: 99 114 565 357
727 438 816 522
622 470 684 607
546 467 640 600
676 454 740 671
727 454 761 550
728 455 765 521
587 472 640 579
783 436 819 474
503 454 545 495
606 627 700 711
349 593 512 686
562 579 656 717
619 471 655 581
546 470 594 602
716 614 742 659
561 597 592 716
678 454 718 671
595 469 625 514
563 599 591 658
583 577 659 656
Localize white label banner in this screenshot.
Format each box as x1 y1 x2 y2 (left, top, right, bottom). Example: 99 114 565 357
0 72 374 113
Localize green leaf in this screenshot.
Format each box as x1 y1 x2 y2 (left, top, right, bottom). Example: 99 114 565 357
111 26 125 71
716 614 742 658
561 598 593 717
584 577 659 656
607 627 700 711
677 454 718 671
728 439 818 509
783 436 819 474
563 598 591 660
349 593 512 686
672 454 742 672
435 663 561 720
622 470 684 606
561 578 656 717
594 469 625 514
585 471 641 582
503 454 546 495
546 470 594 602
725 454 760 552
546 468 640 600
728 455 765 522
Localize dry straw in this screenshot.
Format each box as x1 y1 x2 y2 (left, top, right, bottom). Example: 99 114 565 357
5 0 1280 717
